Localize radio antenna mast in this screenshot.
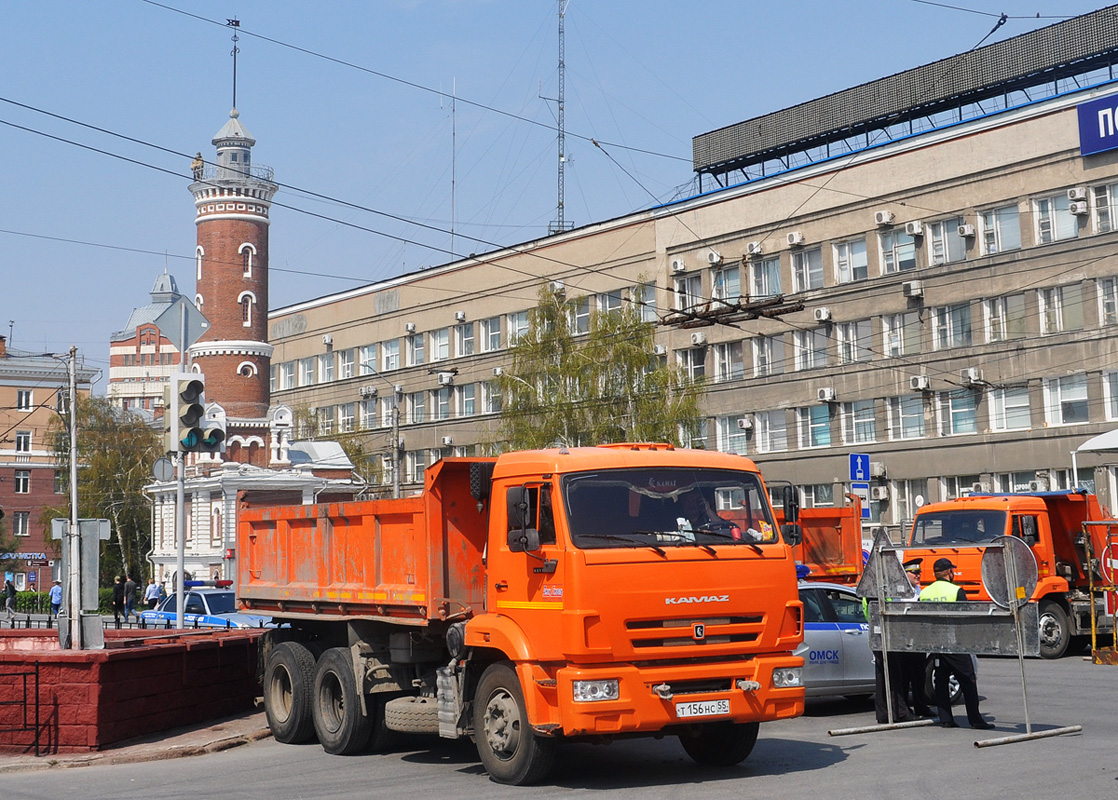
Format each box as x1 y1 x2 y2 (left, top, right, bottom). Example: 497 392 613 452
548 1 573 235
227 18 240 108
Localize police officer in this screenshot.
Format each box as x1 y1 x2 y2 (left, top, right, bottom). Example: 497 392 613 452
918 557 994 729
900 559 934 718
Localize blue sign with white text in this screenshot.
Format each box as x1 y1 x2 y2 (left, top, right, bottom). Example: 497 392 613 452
1078 93 1118 157
849 453 870 482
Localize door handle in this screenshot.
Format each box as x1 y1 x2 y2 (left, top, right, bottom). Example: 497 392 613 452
843 629 862 635
494 581 509 591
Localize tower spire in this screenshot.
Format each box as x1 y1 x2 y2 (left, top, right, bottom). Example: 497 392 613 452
227 18 240 109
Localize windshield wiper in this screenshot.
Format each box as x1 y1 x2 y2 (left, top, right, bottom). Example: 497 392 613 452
580 533 666 556
629 529 718 555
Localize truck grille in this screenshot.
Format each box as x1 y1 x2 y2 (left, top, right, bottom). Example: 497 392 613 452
627 615 763 649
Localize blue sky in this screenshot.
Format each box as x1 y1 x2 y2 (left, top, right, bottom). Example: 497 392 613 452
0 1 1106 384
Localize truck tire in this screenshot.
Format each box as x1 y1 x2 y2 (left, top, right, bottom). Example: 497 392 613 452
384 695 440 735
678 721 759 766
312 647 372 755
264 641 317 744
473 662 555 785
367 694 403 753
1038 600 1070 659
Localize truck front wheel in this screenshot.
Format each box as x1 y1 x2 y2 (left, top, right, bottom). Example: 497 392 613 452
678 720 759 766
312 647 372 755
473 663 555 785
1038 601 1070 659
264 641 317 744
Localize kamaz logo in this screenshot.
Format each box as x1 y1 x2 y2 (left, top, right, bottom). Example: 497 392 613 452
665 594 729 605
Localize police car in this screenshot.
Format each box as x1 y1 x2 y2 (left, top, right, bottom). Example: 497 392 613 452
139 587 271 629
797 581 876 698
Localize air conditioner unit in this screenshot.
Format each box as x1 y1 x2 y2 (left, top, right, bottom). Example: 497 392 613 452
454 310 467 323
690 331 707 346
404 322 416 333
910 375 930 391
786 231 805 246
441 436 453 447
960 367 981 385
869 461 887 478
746 241 764 256
813 307 832 322
670 258 687 273
902 280 923 298
437 372 454 386
358 385 377 398
492 366 504 377
652 344 667 356
905 220 924 236
957 223 976 238
1027 480 1045 492
971 481 990 494
707 251 723 265
871 486 889 501
1070 201 1089 215
321 334 333 346
875 209 895 226
548 280 565 295
1067 186 1087 201
817 387 836 402
736 417 753 430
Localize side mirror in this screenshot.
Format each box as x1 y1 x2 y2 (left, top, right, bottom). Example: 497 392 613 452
508 527 541 553
781 523 803 546
782 485 800 524
505 486 541 552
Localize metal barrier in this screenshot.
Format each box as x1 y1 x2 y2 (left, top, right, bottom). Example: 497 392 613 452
0 661 41 755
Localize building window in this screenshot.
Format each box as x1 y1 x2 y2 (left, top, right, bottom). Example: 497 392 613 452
833 239 867 284
569 297 591 335
677 348 706 382
298 357 315 387
406 333 425 366
1038 285 1084 335
380 396 396 428
430 328 450 362
841 399 876 444
508 311 530 344
240 243 255 278
14 470 30 494
797 405 832 448
715 416 748 455
14 431 31 452
358 344 377 375
54 470 64 494
799 484 835 508
980 205 1021 254
755 410 788 453
634 283 658 323
880 230 916 274
929 217 966 265
196 246 204 280
888 396 925 440
239 293 254 326
883 312 920 356
837 320 872 364
338 348 355 379
791 247 824 293
13 511 29 537
338 403 355 433
359 399 377 430
984 294 1027 342
932 303 972 350
16 390 32 411
597 290 623 314
713 341 744 382
992 385 1031 431
455 323 474 357
674 273 703 311
1099 277 1118 326
405 391 425 425
794 328 829 371
482 381 502 414
405 450 428 484
279 362 295 390
480 317 502 352
458 383 476 417
1044 374 1089 425
1034 194 1079 244
750 258 781 298
1092 183 1118 232
382 339 400 371
1106 373 1118 421
940 390 978 436
712 266 741 304
753 334 785 377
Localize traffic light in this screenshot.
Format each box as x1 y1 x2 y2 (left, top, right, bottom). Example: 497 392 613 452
167 372 225 453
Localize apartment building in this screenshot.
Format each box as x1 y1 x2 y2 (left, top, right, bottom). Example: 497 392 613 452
267 8 1118 531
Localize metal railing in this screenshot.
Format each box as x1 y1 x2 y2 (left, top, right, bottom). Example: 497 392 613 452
0 661 41 755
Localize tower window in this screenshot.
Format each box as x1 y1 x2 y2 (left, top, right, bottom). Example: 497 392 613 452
242 296 252 326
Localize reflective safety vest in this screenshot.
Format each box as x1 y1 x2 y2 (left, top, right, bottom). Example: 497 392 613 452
919 580 960 602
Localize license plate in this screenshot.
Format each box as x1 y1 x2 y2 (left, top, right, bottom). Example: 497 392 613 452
674 699 730 718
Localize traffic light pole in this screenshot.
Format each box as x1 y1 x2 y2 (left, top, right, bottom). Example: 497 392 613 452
175 307 186 629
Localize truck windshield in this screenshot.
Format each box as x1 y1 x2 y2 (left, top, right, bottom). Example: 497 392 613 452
909 509 1007 546
562 467 777 550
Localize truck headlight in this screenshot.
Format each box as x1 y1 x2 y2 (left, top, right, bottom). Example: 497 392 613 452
771 667 803 688
573 679 619 702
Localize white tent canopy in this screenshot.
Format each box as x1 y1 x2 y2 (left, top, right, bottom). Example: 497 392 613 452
1071 429 1118 490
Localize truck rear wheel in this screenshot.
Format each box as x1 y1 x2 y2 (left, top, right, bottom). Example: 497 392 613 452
264 641 317 744
1038 600 1070 659
678 720 759 766
473 663 555 785
312 647 371 755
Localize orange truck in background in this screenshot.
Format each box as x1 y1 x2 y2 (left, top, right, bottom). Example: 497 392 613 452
238 444 805 785
905 490 1117 658
778 496 865 585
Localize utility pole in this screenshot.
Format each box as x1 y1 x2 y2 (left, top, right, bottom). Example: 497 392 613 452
392 384 403 499
66 346 81 649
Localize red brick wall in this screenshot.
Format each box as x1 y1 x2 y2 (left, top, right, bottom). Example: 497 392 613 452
196 218 269 346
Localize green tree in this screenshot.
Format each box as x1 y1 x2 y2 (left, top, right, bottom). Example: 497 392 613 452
498 283 704 449
41 395 161 583
291 404 383 491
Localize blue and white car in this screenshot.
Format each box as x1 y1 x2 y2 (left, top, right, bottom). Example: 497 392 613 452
797 581 876 698
139 588 271 629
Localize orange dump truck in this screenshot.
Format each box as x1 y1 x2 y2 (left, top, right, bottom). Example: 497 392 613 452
780 497 865 585
906 490 1117 658
238 444 805 785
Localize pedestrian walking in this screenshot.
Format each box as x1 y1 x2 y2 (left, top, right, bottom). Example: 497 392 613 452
124 574 138 621
3 579 16 620
49 579 64 617
144 578 161 609
111 576 125 625
919 558 994 729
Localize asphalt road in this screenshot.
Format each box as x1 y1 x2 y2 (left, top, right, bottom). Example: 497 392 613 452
3 655 1114 799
